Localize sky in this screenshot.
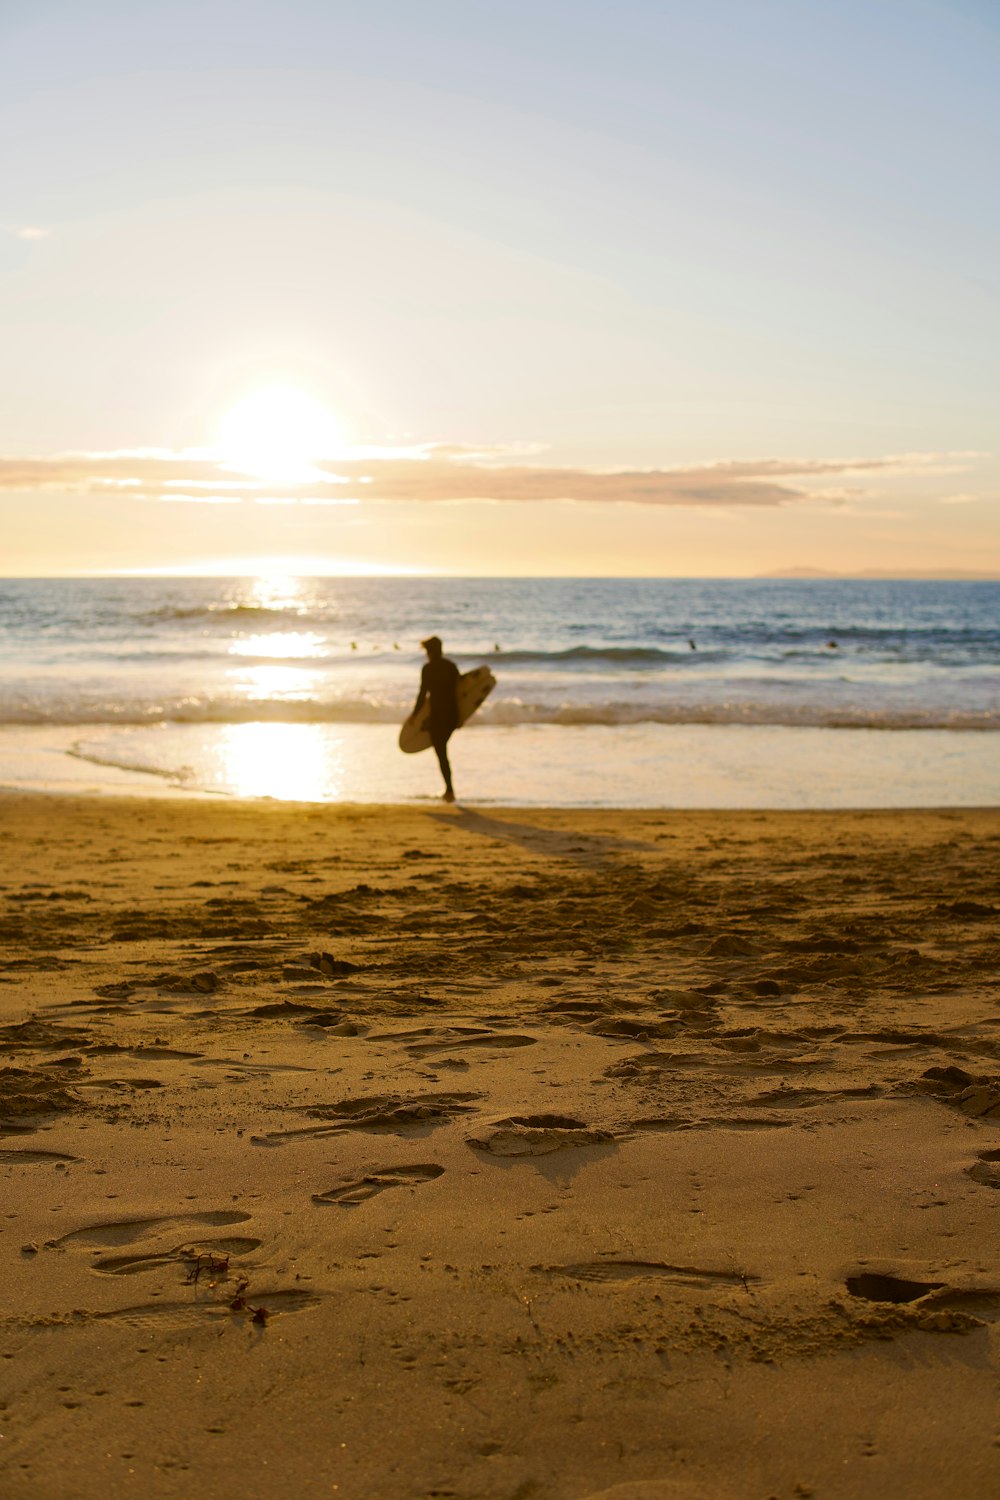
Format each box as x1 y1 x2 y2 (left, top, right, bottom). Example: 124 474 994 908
2 0 998 577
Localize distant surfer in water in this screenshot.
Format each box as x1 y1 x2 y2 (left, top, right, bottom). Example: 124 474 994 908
408 635 460 802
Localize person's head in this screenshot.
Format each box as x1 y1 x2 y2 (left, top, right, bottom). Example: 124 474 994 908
421 635 443 660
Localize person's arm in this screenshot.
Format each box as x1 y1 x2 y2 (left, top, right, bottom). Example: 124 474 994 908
409 664 429 720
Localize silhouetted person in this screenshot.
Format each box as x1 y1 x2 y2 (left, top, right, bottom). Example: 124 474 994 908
409 635 460 802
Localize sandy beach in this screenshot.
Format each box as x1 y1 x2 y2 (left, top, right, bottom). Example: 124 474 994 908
1 793 999 1500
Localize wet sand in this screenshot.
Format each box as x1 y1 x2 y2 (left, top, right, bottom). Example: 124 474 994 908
1 794 999 1499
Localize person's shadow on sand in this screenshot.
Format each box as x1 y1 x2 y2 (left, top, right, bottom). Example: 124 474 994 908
426 807 653 867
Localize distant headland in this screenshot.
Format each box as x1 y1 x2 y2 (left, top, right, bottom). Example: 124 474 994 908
757 567 1000 581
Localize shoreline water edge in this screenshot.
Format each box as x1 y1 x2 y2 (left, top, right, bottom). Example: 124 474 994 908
0 721 998 807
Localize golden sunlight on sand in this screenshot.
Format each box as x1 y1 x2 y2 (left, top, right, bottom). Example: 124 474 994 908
2 798 999 1498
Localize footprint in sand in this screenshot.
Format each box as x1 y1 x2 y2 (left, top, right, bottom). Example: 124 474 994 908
843 1027 949 1048
53 1209 251 1249
586 1017 678 1040
243 1001 357 1032
0 1020 96 1051
372 1026 537 1056
0 1062 88 1122
152 971 222 995
0 1147 79 1163
709 1047 826 1073
629 1115 794 1133
296 1014 362 1036
744 1085 883 1109
82 1288 319 1330
133 1046 204 1060
845 1271 1000 1312
908 1067 1000 1119
535 1259 758 1288
846 1271 944 1303
468 1115 614 1157
77 1077 164 1093
312 1163 444 1206
576 1479 735 1500
605 1053 710 1079
966 1149 1000 1189
91 1236 261 1276
541 999 609 1017
253 1092 482 1145
648 988 718 1013
405 1030 538 1057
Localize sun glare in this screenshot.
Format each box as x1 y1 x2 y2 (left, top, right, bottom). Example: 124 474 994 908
217 385 344 482
228 632 326 660
215 724 336 800
246 573 305 610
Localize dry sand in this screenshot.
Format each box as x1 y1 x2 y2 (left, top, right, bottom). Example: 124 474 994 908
1 794 999 1499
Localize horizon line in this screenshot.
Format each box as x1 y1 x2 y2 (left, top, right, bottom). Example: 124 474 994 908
2 569 999 583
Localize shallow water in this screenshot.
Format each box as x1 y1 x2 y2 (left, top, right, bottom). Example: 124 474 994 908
1 721 996 808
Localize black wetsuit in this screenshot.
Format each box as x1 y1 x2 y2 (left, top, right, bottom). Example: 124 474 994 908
415 656 460 794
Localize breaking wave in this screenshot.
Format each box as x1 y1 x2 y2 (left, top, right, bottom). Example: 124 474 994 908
141 603 308 623
1 696 997 731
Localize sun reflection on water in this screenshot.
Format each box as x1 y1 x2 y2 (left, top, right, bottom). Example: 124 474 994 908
231 662 319 700
245 573 307 612
213 574 349 797
229 631 327 660
215 723 337 800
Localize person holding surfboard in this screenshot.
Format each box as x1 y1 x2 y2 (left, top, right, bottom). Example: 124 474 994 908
398 641 496 797
408 635 460 802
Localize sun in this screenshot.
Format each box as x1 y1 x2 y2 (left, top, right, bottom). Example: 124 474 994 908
217 385 345 482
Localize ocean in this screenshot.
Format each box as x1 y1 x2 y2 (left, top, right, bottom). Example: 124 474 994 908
0 576 997 806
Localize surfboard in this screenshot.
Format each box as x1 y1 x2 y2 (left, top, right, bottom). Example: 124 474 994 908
399 666 496 754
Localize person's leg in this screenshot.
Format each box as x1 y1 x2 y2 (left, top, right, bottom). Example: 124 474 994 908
431 727 455 801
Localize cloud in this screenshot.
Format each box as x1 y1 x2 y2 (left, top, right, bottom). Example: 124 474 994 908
137 493 242 505
12 226 50 240
0 447 976 509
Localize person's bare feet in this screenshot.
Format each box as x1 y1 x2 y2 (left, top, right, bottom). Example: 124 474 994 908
443 789 456 803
